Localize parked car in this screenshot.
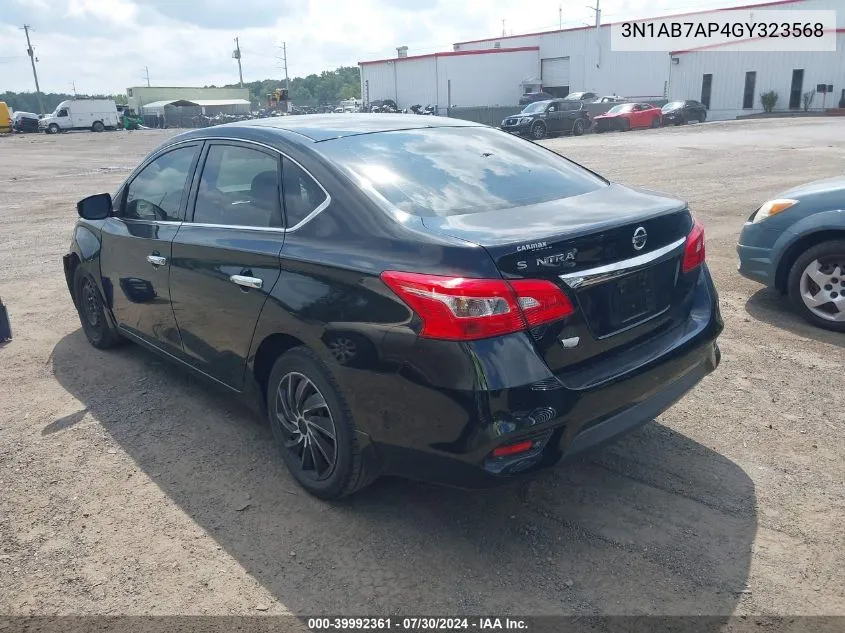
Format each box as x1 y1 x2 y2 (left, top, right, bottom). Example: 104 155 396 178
12 111 40 133
369 99 399 113
501 100 591 139
737 177 845 331
594 95 626 104
519 91 555 105
563 92 598 102
661 100 707 125
593 103 663 132
64 114 721 499
39 99 119 134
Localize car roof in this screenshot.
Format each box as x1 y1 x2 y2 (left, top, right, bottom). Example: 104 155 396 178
206 114 480 142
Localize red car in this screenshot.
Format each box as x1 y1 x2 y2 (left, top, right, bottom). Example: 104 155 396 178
593 103 663 133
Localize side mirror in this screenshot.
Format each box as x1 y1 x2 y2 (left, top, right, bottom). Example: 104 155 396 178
77 193 112 220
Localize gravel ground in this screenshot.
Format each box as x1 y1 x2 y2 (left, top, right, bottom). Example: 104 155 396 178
0 119 843 618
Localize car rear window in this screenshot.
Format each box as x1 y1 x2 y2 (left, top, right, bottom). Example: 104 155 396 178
317 126 606 217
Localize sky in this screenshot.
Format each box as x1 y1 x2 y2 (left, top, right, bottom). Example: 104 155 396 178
1 0 768 95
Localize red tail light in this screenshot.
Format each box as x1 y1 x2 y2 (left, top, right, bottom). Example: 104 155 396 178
492 440 534 458
379 271 574 341
682 219 705 273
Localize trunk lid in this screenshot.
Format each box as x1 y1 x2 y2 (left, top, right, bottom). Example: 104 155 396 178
421 184 695 374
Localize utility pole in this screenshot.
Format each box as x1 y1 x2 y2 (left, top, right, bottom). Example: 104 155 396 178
501 19 506 37
22 25 44 115
233 37 244 87
559 4 562 29
280 42 289 90
587 0 601 28
71 81 77 97
143 66 150 87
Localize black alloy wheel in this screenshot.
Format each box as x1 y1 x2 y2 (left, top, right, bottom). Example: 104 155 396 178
267 347 374 498
275 371 339 480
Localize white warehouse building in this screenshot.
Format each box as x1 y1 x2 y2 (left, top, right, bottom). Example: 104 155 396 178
360 0 844 121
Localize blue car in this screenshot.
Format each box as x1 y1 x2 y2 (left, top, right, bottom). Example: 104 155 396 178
737 177 845 332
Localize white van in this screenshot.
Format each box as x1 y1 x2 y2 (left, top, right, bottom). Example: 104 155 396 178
39 99 119 134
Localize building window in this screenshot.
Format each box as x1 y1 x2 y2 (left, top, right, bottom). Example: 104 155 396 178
701 74 712 109
743 71 756 109
789 69 804 109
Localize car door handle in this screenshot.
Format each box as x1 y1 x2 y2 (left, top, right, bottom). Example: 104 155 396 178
146 255 167 267
230 275 263 290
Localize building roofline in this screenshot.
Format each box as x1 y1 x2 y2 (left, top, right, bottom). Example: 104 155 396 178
358 45 539 66
452 0 806 46
671 26 845 54
126 86 250 90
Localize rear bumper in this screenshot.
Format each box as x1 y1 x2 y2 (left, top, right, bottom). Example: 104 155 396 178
336 267 723 489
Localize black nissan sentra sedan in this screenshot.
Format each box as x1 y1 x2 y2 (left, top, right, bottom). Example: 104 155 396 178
64 115 722 499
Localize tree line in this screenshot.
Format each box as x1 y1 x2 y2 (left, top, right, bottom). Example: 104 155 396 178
1 66 361 113
218 66 362 106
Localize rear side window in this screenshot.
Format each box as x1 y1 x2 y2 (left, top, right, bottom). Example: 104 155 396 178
282 157 327 228
193 145 282 228
317 126 605 217
124 145 198 221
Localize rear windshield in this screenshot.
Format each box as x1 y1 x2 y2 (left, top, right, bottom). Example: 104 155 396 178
317 126 606 217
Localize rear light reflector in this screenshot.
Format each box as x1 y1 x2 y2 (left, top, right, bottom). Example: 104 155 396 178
380 271 574 341
682 219 705 273
492 440 534 458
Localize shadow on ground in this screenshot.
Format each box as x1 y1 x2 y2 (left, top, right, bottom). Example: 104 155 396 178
745 287 845 348
50 329 756 617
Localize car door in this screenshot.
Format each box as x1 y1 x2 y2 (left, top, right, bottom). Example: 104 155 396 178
545 102 563 133
168 140 287 389
633 104 650 128
99 142 202 354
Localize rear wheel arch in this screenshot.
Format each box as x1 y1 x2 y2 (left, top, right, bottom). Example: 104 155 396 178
775 229 845 293
252 332 308 401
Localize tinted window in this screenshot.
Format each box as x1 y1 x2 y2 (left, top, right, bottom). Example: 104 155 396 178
124 146 197 221
281 157 327 228
521 101 549 114
317 126 606 218
193 145 282 228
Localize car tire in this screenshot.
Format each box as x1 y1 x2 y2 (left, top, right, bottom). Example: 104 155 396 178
92 121 105 133
651 116 661 128
699 111 707 122
786 240 845 333
73 267 124 349
620 119 631 132
572 119 585 136
266 346 374 499
48 123 60 134
530 121 547 140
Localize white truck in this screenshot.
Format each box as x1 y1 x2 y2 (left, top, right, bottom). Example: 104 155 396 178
39 99 119 134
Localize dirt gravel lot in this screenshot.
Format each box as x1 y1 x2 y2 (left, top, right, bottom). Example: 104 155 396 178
0 119 843 619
